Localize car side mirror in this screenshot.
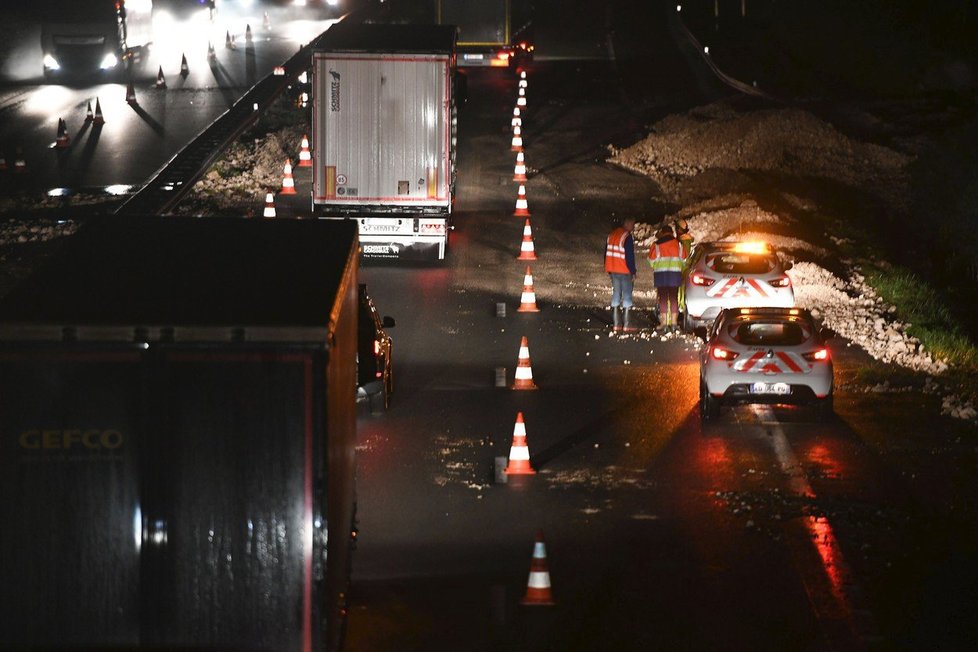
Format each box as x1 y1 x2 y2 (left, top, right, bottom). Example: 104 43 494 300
783 261 793 271
382 316 396 328
819 327 835 341
693 326 708 342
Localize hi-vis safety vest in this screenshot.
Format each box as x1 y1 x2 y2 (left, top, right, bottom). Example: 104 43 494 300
648 237 683 273
677 233 694 260
605 227 632 274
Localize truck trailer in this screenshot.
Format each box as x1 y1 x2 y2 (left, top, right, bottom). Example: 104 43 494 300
40 0 153 78
0 217 360 652
312 22 458 261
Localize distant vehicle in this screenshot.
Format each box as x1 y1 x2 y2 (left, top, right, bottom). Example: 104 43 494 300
0 217 361 651
358 284 395 411
698 307 835 421
681 241 795 332
40 0 153 78
436 0 534 68
312 22 459 261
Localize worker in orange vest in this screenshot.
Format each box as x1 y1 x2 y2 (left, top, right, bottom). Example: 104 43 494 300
675 218 695 316
648 224 684 331
605 217 637 332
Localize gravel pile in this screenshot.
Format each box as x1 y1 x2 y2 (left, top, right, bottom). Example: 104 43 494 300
609 101 912 210
0 220 77 247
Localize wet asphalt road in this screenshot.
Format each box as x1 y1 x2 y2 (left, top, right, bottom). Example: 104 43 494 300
348 1 978 650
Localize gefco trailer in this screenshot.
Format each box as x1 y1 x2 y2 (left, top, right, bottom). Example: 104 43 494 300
0 217 360 652
437 0 511 67
312 23 458 261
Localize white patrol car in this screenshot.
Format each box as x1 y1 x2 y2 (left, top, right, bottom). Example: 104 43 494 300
699 307 835 421
681 242 795 331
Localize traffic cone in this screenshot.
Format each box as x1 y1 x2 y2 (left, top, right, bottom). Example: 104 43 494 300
511 106 522 128
225 30 236 50
85 101 94 122
517 266 540 313
263 192 276 218
155 66 166 89
54 118 70 149
281 159 297 195
513 184 530 217
511 124 523 152
512 336 538 390
126 80 137 104
513 151 527 182
180 53 190 76
207 42 216 61
521 532 555 606
298 134 312 167
517 87 527 107
263 12 271 30
517 218 538 261
245 24 253 43
13 147 26 173
504 412 536 474
93 98 105 125
519 77 528 90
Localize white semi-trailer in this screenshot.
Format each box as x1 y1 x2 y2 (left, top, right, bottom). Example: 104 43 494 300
312 22 458 261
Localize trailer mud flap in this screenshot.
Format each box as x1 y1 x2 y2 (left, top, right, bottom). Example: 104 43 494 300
360 240 444 261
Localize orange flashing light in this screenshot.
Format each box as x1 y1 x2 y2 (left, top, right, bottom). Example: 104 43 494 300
731 241 770 254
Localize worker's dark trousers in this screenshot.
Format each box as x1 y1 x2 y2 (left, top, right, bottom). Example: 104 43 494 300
656 285 679 326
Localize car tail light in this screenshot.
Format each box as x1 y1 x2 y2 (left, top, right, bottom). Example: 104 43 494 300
374 340 380 356
802 348 829 362
691 272 715 286
770 276 791 288
711 346 739 361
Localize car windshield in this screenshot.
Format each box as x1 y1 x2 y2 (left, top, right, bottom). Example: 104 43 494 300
729 320 810 346
706 252 776 275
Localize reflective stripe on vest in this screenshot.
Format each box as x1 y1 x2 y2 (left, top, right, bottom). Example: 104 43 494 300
605 228 631 274
648 238 683 273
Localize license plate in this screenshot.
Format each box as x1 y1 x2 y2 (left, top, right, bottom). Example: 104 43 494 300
750 382 790 395
463 54 484 61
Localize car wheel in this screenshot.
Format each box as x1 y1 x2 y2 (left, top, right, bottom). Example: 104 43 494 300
700 380 720 420
813 394 834 422
681 310 694 333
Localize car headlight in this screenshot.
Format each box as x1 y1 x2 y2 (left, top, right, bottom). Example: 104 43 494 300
99 53 118 70
43 54 60 70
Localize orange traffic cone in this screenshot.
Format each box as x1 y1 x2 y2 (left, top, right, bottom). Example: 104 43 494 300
126 80 137 104
263 11 271 30
13 147 26 173
225 30 236 50
155 66 166 89
511 124 523 152
92 98 105 125
180 53 190 76
512 336 538 390
513 151 527 182
521 532 556 606
511 106 522 128
298 134 312 167
519 77 528 89
517 87 527 107
504 411 536 474
245 24 253 43
514 184 530 217
517 266 540 313
207 42 216 61
517 218 538 261
54 118 70 149
281 159 297 195
263 192 276 218
85 101 93 123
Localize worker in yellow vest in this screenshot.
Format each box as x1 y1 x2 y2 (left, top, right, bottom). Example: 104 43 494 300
648 224 684 331
605 217 637 332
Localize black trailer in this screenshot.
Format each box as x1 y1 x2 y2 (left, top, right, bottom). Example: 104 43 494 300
0 217 360 652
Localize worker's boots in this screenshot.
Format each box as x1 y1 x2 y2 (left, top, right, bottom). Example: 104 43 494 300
612 306 622 332
623 307 636 333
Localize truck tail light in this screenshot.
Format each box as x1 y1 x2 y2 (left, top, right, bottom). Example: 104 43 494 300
691 272 715 286
803 348 829 362
711 346 739 361
770 276 791 288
